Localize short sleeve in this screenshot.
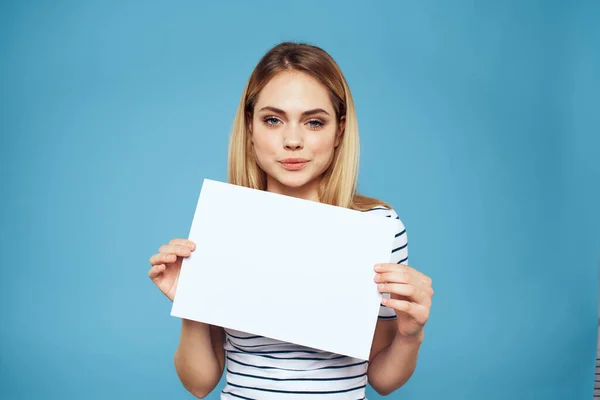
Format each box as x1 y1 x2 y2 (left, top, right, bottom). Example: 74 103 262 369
377 208 408 320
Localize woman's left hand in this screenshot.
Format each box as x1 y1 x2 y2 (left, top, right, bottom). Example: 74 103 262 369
374 263 434 338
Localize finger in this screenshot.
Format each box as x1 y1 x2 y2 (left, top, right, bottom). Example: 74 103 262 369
378 283 431 307
159 244 192 257
169 238 196 251
376 273 434 306
376 263 429 283
384 284 432 308
375 271 413 285
382 298 430 325
375 264 431 287
148 264 166 279
149 252 177 265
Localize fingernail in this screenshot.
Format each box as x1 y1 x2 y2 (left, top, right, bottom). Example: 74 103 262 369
374 273 380 282
378 283 385 291
375 264 382 271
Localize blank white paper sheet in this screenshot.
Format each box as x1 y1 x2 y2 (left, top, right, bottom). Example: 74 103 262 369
170 179 398 360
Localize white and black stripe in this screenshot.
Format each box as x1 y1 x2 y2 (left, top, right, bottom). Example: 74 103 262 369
220 207 408 399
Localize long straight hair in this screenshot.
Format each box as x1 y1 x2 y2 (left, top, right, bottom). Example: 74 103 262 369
227 42 390 211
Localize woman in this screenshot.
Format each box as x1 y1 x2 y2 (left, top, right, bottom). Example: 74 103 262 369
148 42 434 399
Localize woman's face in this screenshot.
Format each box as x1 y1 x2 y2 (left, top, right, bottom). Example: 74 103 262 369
250 71 343 201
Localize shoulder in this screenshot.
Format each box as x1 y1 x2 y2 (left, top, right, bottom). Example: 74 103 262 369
362 205 405 225
362 205 407 238
363 206 409 264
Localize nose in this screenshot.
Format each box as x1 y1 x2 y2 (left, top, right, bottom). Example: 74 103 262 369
283 126 304 151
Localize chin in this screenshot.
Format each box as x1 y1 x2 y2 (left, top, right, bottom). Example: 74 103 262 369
271 170 317 189
276 175 312 188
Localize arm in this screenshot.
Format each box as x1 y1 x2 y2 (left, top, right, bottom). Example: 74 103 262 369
367 319 423 395
174 320 226 399
366 209 432 395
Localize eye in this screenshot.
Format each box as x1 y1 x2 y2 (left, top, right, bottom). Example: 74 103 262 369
263 116 281 126
307 119 324 129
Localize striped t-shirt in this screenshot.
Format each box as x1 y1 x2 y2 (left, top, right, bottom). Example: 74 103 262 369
220 206 408 399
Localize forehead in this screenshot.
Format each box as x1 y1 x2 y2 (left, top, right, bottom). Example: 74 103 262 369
255 71 334 113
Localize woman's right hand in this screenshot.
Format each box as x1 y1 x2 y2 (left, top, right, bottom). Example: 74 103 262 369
148 238 196 302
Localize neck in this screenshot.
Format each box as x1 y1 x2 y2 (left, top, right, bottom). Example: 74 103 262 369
266 176 321 202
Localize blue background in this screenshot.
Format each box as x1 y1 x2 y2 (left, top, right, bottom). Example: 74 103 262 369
1 1 599 399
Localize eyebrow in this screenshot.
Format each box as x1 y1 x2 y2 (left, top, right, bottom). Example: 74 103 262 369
258 106 331 118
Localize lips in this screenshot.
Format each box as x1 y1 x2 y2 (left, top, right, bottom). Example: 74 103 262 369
278 158 309 171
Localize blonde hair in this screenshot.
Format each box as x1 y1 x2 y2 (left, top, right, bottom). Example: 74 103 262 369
227 42 390 211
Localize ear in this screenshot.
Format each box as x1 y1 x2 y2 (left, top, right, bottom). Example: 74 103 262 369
335 116 345 147
246 112 253 135
246 112 255 147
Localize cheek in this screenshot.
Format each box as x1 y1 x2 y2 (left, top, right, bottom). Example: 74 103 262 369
309 134 337 158
252 129 278 159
